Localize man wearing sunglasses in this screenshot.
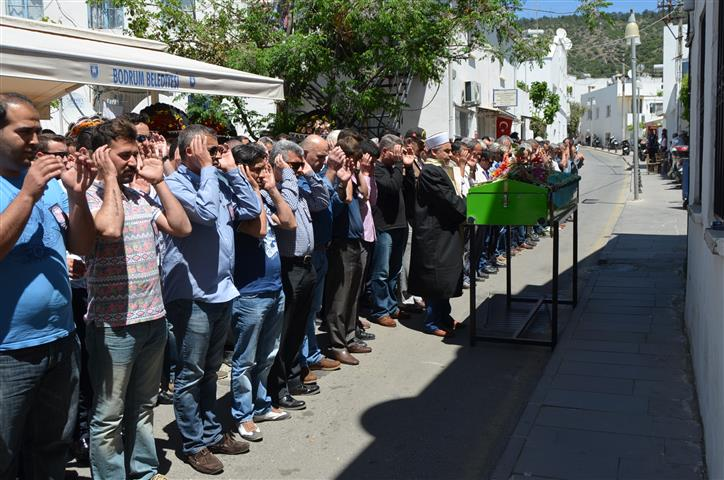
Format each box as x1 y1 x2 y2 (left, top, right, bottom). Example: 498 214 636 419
162 124 262 475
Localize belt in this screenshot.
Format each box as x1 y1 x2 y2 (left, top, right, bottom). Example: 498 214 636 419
281 255 313 266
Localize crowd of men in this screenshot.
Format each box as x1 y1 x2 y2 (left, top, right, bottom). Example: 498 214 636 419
0 92 581 479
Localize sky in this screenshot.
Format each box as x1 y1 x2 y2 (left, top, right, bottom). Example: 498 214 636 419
519 0 661 19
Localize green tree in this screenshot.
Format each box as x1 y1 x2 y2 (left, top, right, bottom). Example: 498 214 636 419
101 0 609 136
528 81 561 138
679 74 690 122
568 101 586 138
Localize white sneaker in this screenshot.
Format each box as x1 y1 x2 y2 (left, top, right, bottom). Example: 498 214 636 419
253 408 290 423
238 421 263 442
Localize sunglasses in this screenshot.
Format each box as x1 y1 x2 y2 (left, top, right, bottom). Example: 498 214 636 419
41 151 70 158
287 162 305 170
208 145 228 157
136 135 149 143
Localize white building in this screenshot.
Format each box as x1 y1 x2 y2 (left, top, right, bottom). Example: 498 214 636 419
662 23 689 134
401 29 573 142
570 75 609 106
400 53 531 140
683 1 724 479
578 75 664 145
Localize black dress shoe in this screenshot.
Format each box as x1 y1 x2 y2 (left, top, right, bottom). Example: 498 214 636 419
277 395 306 410
356 329 375 341
289 383 320 396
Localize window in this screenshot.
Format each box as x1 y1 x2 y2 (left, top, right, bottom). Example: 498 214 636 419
88 0 124 29
606 105 611 117
596 107 599 119
649 102 664 115
587 109 592 120
6 0 43 19
715 4 724 217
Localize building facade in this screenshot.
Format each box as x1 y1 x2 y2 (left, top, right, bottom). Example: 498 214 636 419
683 1 724 478
662 23 689 135
578 76 664 145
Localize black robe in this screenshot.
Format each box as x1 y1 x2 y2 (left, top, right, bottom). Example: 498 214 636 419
404 162 467 299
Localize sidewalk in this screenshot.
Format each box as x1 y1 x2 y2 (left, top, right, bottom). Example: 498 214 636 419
491 166 706 479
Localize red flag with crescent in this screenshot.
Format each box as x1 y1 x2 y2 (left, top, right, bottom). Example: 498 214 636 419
496 116 511 138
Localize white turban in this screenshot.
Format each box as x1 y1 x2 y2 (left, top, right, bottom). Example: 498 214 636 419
425 132 450 150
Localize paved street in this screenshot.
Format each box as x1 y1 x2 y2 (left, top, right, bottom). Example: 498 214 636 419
69 149 634 480
492 149 706 480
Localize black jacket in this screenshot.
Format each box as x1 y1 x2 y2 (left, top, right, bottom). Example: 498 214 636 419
372 162 411 231
404 162 466 299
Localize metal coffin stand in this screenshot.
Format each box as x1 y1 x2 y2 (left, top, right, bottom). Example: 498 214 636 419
466 177 580 349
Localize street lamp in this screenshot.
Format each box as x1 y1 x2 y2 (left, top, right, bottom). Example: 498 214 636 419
625 10 641 199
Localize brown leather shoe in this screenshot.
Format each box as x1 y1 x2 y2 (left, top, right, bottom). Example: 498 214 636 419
331 349 359 366
309 357 341 371
391 310 411 320
303 369 318 384
208 432 250 455
376 315 397 327
348 343 372 354
186 447 224 475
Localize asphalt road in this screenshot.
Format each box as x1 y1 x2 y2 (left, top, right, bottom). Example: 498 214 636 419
68 148 630 480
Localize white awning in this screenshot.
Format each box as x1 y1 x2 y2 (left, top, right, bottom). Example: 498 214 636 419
477 105 518 121
0 16 284 110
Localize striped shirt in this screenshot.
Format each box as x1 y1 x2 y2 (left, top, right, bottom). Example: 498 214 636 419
274 168 330 257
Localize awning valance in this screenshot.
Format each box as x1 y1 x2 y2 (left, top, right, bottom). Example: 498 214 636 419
0 16 284 109
477 105 518 121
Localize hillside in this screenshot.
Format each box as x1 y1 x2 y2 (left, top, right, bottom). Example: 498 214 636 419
519 10 665 78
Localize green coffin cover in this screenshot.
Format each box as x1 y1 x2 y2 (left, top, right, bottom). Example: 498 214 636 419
466 179 548 226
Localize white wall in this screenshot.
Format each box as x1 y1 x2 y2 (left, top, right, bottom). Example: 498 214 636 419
662 24 689 134
685 2 724 479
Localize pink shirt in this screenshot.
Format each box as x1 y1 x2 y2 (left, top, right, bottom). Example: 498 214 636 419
356 174 377 243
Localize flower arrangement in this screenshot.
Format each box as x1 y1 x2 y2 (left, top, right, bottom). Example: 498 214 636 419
490 151 553 186
295 112 333 136
140 103 189 136
67 117 105 137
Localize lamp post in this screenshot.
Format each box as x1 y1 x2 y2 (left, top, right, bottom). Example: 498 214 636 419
625 10 641 199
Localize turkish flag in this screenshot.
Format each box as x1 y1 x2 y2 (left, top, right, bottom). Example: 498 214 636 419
496 116 512 138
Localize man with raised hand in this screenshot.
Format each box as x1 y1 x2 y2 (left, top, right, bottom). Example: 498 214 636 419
83 118 191 480
0 93 95 479
162 125 261 475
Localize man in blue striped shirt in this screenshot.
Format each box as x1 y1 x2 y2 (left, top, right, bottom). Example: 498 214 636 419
265 140 330 411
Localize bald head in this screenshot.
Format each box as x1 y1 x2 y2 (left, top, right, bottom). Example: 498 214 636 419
301 134 329 172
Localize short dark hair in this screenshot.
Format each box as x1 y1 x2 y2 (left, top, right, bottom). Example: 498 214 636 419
337 136 361 159
360 139 380 159
75 127 96 151
178 124 216 161
451 139 464 153
91 119 136 150
120 112 149 125
338 128 364 142
232 143 267 166
38 133 67 153
0 93 35 129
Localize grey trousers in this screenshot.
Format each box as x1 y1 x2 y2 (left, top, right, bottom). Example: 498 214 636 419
324 239 363 351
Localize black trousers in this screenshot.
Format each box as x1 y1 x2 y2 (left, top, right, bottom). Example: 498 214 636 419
269 258 317 403
324 239 364 351
71 287 91 441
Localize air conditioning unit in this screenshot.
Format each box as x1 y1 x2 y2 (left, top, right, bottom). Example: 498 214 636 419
463 81 481 106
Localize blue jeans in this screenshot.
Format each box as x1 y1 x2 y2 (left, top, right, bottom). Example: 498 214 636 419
299 248 327 367
87 319 167 480
423 297 452 333
231 291 285 423
161 318 177 389
0 334 78 480
167 299 231 455
368 228 407 320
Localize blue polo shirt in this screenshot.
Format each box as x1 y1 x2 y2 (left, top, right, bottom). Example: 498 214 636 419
300 172 334 248
0 172 74 351
233 203 282 295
